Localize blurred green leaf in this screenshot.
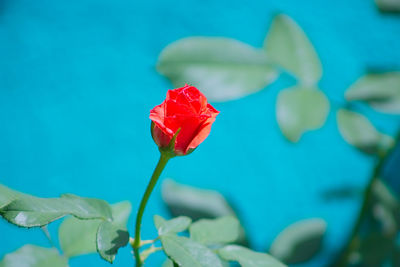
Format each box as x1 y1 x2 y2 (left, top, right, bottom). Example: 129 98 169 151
1 193 112 228
154 215 192 236
160 235 223 267
373 203 397 235
0 245 68 267
162 259 174 267
189 216 240 245
269 218 326 264
218 245 286 267
163 259 193 267
96 221 129 263
372 179 400 233
162 179 249 247
154 214 167 228
59 201 131 257
372 180 399 211
59 219 100 257
109 201 132 227
0 185 21 209
157 37 278 102
345 72 400 114
276 87 330 142
264 14 322 85
359 233 394 267
375 0 400 13
336 109 394 155
162 179 235 220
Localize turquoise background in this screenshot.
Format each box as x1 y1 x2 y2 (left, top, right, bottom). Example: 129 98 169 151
0 0 399 266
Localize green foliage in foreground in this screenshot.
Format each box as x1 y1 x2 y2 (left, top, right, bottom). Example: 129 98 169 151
161 179 328 265
155 215 286 267
0 245 68 267
0 185 130 264
0 183 286 267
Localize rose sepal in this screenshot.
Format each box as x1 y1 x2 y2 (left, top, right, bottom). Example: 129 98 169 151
151 122 196 157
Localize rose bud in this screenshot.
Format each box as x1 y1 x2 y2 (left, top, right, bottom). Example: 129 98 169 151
150 84 219 156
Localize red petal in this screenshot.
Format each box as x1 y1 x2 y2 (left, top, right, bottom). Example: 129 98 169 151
150 103 174 137
186 109 219 153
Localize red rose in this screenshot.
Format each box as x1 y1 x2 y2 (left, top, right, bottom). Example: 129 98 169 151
150 85 219 155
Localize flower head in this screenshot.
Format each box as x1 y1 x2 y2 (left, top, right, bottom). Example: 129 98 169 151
150 84 219 155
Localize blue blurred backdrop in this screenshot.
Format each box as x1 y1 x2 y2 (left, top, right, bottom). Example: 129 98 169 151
0 0 400 266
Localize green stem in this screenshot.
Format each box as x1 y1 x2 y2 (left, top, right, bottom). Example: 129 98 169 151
132 153 170 267
331 131 400 267
332 160 382 267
